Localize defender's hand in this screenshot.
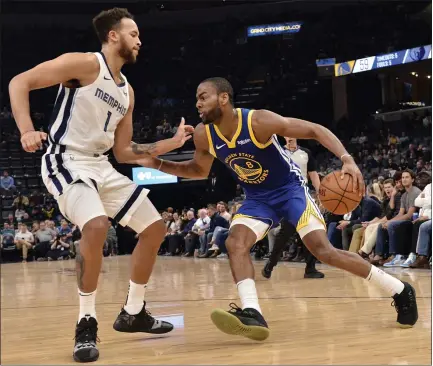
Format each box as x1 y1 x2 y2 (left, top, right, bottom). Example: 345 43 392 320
21 130 47 153
173 118 194 147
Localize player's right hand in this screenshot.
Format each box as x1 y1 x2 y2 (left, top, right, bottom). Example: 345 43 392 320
20 131 47 153
341 159 365 197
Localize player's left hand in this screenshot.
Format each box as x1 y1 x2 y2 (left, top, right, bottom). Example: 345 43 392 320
341 157 365 197
172 117 194 147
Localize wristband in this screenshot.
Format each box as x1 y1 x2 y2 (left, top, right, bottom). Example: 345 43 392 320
157 159 164 171
340 154 351 161
21 130 36 137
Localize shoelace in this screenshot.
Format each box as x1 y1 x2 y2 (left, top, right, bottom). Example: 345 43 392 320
391 290 415 314
74 326 100 345
228 303 243 314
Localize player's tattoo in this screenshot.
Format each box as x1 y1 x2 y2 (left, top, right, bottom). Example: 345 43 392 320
76 252 85 290
131 142 157 155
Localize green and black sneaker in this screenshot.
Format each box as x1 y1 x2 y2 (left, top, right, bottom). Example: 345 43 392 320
210 303 270 341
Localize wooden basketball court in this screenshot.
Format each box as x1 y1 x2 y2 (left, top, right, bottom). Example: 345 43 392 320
1 256 431 364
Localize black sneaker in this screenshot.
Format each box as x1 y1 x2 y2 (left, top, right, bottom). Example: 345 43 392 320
261 260 274 279
392 282 418 328
73 316 99 363
304 269 325 279
113 302 174 334
210 303 270 341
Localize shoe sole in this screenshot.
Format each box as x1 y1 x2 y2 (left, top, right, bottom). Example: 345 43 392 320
304 273 325 279
73 350 99 363
210 309 270 341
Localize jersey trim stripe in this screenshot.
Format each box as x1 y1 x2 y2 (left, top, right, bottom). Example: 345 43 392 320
99 52 126 88
44 153 64 194
53 88 77 143
247 110 273 149
54 145 73 184
213 108 242 148
113 185 145 222
48 86 66 143
204 125 216 157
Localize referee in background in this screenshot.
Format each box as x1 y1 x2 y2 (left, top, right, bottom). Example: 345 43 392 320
262 137 324 279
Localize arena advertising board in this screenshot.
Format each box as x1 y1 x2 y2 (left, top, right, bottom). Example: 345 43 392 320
132 167 177 186
334 44 432 77
247 22 303 37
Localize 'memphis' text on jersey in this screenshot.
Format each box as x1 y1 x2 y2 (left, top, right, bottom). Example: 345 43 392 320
95 88 128 116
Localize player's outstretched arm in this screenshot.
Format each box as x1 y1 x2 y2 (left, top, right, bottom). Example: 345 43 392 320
113 86 194 163
9 53 99 152
133 123 214 179
253 109 364 195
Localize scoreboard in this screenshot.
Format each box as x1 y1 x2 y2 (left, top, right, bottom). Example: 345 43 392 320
335 44 432 77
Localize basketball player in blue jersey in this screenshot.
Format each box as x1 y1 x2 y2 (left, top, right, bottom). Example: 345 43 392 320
9 8 193 363
136 77 417 341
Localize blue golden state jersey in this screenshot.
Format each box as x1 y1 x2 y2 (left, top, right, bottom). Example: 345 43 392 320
204 108 305 200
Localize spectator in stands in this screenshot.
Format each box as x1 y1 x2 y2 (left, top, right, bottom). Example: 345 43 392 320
343 183 384 253
409 218 432 269
34 221 57 260
167 212 184 256
13 193 29 209
0 170 16 193
217 201 231 222
1 223 16 250
401 182 432 267
185 209 210 257
169 210 196 256
42 202 56 220
15 206 26 222
358 179 400 258
106 220 118 256
342 183 382 251
14 223 34 262
358 131 368 144
198 204 229 258
31 221 40 234
58 219 73 243
46 220 58 236
20 213 33 228
6 213 16 227
374 169 421 266
46 234 71 261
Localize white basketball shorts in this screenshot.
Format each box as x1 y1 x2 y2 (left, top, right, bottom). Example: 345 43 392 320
41 150 161 232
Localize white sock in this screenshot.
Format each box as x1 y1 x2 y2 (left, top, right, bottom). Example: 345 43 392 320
366 265 404 297
78 289 97 322
237 278 262 314
124 280 147 315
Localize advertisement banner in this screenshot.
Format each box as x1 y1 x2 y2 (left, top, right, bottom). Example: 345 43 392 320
247 22 303 37
132 167 177 186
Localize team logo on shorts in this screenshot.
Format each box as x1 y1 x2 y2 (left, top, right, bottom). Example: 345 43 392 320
225 153 269 184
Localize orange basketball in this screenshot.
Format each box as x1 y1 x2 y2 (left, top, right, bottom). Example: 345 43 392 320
318 170 362 215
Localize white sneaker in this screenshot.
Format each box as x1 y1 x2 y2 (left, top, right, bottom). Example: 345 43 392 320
384 254 406 267
400 253 417 268
217 253 228 259
210 244 219 251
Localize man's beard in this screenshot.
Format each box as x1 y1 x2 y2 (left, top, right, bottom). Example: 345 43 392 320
202 106 222 125
118 38 136 64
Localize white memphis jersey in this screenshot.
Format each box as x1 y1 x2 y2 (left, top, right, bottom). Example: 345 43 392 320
47 52 130 155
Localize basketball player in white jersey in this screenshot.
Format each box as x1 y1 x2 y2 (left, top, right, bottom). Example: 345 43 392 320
9 8 193 363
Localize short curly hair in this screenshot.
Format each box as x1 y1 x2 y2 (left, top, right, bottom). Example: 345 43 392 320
92 8 134 44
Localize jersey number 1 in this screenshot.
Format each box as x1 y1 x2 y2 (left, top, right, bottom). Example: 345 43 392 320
104 111 112 132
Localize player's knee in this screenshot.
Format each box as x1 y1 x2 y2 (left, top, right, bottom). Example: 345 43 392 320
225 235 249 256
312 244 337 265
82 216 110 238
138 219 166 244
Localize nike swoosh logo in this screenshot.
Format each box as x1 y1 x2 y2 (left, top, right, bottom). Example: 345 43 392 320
216 144 226 150
104 76 111 80
123 92 127 96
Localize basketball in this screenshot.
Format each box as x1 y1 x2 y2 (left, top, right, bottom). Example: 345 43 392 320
318 170 362 215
